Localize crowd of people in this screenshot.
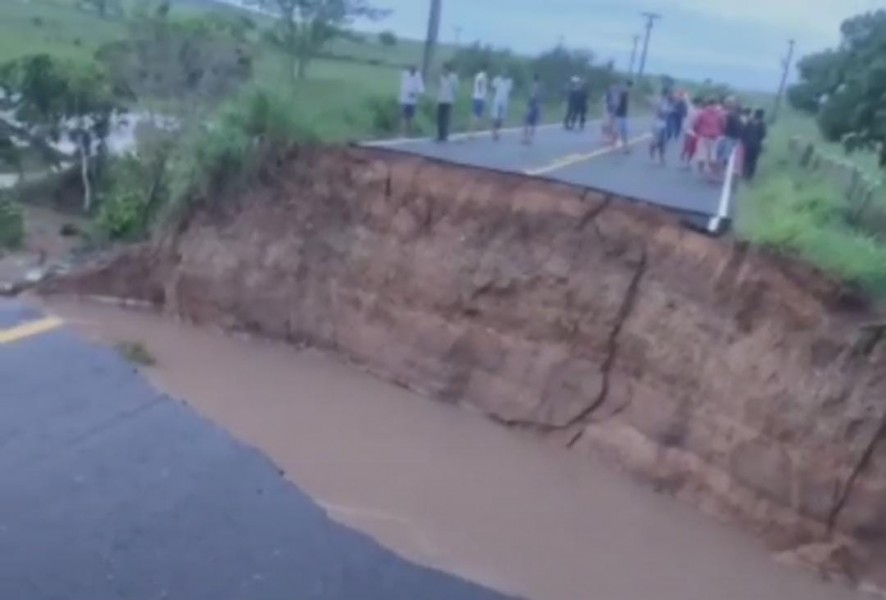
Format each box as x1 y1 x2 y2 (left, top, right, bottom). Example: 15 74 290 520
398 65 767 181
640 87 768 181
398 63 541 145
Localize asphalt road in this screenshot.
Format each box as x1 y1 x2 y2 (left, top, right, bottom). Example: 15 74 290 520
0 299 516 600
365 117 728 218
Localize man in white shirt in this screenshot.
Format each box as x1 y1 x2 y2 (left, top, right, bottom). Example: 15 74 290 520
490 73 513 141
469 68 489 137
436 64 458 142
398 65 424 136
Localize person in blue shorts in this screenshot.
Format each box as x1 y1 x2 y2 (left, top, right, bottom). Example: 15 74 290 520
468 68 489 137
398 65 424 136
522 74 541 145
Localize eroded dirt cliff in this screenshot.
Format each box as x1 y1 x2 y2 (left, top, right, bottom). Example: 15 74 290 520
46 145 886 591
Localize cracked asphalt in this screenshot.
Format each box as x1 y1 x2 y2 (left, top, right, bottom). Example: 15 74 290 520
0 298 517 600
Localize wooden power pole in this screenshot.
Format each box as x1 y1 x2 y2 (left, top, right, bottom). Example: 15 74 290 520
637 12 661 80
627 34 640 78
422 0 442 80
772 39 796 122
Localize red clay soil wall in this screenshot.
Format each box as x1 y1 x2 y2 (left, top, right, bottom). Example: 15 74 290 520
49 146 886 590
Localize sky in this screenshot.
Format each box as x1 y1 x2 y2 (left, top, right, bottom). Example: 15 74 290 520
364 0 883 90
220 0 884 91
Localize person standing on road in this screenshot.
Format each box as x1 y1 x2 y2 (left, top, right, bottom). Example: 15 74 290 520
669 90 688 141
564 76 581 130
741 108 768 180
469 68 489 138
490 72 513 141
522 74 542 145
613 80 632 153
398 65 424 137
717 98 743 176
694 98 724 177
436 64 459 143
602 82 619 145
649 91 672 165
680 95 701 168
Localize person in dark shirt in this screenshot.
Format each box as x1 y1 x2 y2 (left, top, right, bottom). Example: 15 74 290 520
613 80 632 152
742 108 768 180
717 99 743 169
574 80 589 130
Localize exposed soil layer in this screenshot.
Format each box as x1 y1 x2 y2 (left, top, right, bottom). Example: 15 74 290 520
45 145 886 591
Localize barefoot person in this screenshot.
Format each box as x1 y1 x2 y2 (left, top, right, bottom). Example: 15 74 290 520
522 74 542 145
436 64 458 143
490 71 513 141
469 68 489 138
398 65 424 137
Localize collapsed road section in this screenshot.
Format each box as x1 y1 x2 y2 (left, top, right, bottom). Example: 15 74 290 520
45 144 886 592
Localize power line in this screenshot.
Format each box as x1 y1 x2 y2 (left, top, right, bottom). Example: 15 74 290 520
627 34 641 78
772 39 796 122
422 0 442 79
636 12 661 80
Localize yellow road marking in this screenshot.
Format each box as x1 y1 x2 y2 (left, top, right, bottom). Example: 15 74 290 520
0 316 64 344
524 133 652 176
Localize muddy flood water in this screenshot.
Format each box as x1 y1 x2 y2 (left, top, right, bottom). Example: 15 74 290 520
45 298 869 600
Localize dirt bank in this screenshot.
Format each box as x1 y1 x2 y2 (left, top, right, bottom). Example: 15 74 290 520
45 145 886 590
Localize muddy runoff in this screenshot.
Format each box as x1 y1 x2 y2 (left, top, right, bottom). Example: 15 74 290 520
45 145 886 593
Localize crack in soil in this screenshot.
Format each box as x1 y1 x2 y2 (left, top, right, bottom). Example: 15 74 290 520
566 245 648 447
827 407 886 534
575 194 613 232
491 243 648 441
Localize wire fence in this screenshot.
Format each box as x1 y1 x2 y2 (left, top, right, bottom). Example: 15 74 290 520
787 136 886 237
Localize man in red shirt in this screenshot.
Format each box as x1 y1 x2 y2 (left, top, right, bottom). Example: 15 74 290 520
692 98 724 178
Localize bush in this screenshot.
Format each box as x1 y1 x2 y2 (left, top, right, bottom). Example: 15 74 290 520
96 186 148 240
0 197 25 250
378 31 397 47
95 155 157 240
365 95 401 135
166 85 319 216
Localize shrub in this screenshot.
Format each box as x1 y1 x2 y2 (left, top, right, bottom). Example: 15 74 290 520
165 85 319 216
365 95 401 135
0 197 24 250
378 31 397 47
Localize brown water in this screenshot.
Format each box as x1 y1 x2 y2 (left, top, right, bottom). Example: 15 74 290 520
47 298 868 600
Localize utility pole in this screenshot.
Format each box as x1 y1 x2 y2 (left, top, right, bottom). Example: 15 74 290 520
772 39 796 122
636 12 661 80
422 0 442 80
627 34 641 78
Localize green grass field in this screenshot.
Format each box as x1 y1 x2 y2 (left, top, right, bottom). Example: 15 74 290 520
0 0 473 142
736 110 886 295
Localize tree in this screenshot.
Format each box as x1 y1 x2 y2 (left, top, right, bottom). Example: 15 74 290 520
0 55 126 211
789 9 886 167
249 0 388 80
787 49 845 113
378 30 397 47
96 10 253 112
